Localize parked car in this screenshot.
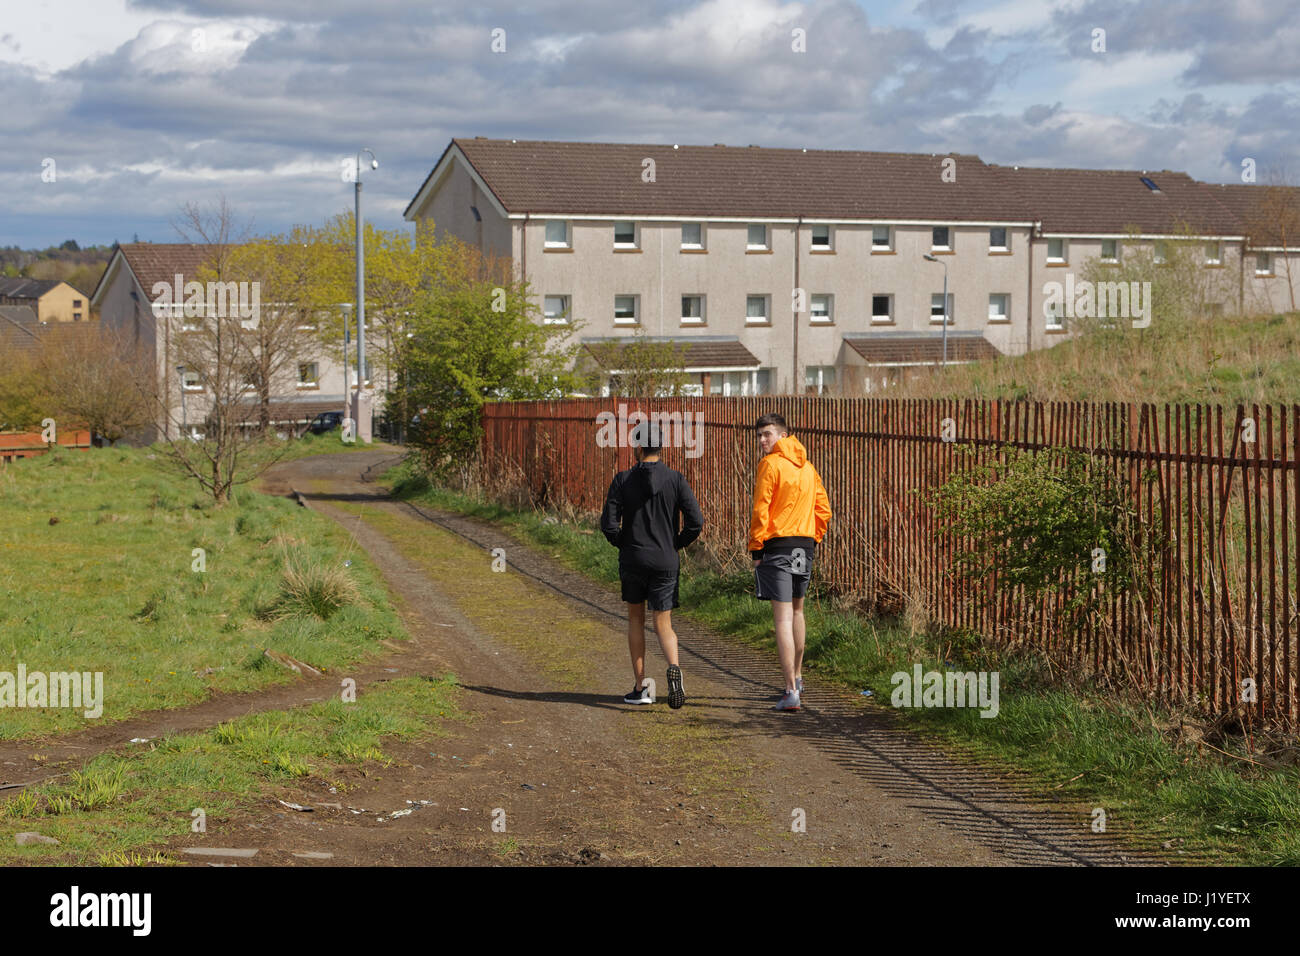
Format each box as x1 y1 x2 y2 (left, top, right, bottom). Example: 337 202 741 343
307 411 345 435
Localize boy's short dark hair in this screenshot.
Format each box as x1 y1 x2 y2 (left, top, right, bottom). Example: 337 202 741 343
755 413 788 434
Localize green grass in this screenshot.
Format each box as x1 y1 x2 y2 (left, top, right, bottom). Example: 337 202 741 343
0 444 408 737
383 456 1300 866
0 675 462 865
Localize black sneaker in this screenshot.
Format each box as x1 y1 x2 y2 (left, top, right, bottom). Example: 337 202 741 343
623 684 653 705
667 666 686 709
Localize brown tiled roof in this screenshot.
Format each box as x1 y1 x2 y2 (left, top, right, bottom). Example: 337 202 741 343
583 336 759 370
431 138 1016 222
843 332 1001 365
1206 183 1300 247
223 399 345 427
989 166 1244 236
115 243 217 297
414 137 1269 238
0 307 105 363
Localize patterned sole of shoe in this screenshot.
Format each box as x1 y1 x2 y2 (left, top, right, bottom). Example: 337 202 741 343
667 667 685 709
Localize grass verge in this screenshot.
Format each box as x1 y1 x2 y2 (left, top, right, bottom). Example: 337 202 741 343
381 455 1300 866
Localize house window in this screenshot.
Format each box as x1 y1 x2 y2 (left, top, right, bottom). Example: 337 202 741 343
746 224 769 250
872 225 892 251
809 294 833 324
931 226 951 251
544 220 570 248
73 312 82 321
681 222 704 249
746 294 769 324
1045 300 1064 330
810 225 832 250
805 366 836 395
297 362 319 388
614 221 637 248
73 299 82 307
931 293 953 325
182 369 202 391
681 295 704 325
543 295 570 324
1205 241 1221 265
614 295 639 325
1256 252 1272 275
1047 238 1066 262
871 294 892 323
989 227 1007 251
988 294 1009 323
1154 241 1168 265
1101 239 1119 262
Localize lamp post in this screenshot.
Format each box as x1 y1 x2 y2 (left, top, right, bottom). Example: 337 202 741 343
354 148 378 443
176 364 187 438
923 253 949 368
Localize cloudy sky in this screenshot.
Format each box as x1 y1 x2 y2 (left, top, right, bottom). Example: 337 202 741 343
2 0 1296 249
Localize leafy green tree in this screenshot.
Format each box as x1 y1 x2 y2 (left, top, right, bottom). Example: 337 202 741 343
395 237 583 477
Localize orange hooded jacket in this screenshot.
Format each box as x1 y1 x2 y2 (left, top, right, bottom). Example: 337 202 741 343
747 434 832 557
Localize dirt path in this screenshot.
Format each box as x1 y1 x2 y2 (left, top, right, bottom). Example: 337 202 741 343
5 451 1170 866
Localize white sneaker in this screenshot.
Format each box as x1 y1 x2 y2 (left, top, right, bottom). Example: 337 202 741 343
623 684 654 705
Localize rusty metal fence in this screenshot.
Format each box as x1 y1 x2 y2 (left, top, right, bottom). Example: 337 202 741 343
482 397 1299 730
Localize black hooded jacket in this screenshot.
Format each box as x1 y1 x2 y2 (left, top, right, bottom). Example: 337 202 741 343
600 460 704 571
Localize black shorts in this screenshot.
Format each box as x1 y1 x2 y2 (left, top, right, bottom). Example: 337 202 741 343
620 562 680 611
754 548 813 602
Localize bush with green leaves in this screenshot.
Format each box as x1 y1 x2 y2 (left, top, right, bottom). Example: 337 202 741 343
928 444 1156 622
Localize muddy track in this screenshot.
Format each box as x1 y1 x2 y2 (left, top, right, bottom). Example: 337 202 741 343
5 451 1176 865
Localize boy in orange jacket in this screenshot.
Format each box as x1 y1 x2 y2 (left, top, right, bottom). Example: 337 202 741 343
748 413 832 711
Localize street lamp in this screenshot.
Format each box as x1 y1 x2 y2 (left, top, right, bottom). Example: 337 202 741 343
922 253 949 368
176 364 187 438
354 147 378 443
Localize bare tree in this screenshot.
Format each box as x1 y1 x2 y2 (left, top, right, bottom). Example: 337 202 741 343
153 198 290 504
1242 167 1300 313
35 322 154 444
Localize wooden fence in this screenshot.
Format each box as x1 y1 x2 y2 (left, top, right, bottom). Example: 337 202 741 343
482 397 1299 731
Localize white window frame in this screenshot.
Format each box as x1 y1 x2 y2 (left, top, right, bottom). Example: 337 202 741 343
809 293 833 324
544 219 571 249
543 295 570 325
871 294 893 323
805 365 836 395
614 294 639 326
745 294 770 324
931 226 951 252
930 292 954 325
681 294 705 325
810 224 832 250
680 222 704 250
1100 239 1119 263
1204 241 1221 265
182 369 203 392
613 221 638 249
1256 252 1272 275
988 293 1009 323
872 225 892 251
1045 300 1064 330
746 224 769 250
1154 240 1168 265
1047 238 1066 263
297 362 319 389
989 227 1008 252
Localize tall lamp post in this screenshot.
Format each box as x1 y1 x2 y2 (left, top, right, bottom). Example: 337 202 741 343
176 364 187 438
341 303 352 432
922 253 949 368
354 148 378 443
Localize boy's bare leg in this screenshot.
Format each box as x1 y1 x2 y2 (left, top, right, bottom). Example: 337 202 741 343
652 610 679 667
627 602 646 688
791 595 806 684
772 600 797 692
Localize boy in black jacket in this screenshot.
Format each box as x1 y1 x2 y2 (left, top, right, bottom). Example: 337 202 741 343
600 438 704 709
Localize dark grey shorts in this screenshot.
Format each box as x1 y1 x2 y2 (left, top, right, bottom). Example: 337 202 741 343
620 562 680 611
754 548 812 602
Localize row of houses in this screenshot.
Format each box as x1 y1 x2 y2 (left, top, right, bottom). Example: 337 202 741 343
39 137 1297 444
